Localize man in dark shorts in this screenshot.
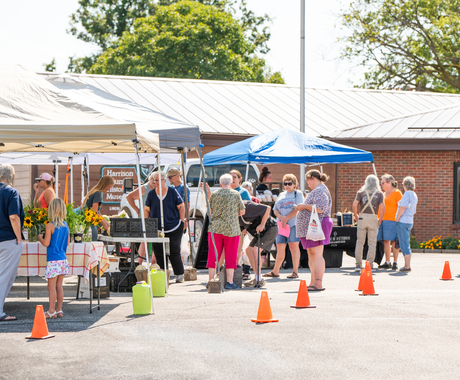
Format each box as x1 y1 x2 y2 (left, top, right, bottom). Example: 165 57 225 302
240 201 278 287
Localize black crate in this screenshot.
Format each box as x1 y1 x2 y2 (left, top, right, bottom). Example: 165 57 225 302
111 218 158 238
110 272 137 292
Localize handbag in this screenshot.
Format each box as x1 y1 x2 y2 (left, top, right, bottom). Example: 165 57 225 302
306 205 325 241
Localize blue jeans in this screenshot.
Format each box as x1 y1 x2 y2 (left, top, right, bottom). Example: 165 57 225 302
396 222 413 256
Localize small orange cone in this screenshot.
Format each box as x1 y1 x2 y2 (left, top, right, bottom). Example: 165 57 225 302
25 305 55 340
440 261 454 281
251 291 279 323
359 271 379 296
365 261 372 273
291 280 316 309
355 269 366 291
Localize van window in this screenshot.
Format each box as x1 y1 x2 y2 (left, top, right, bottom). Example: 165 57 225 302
186 164 258 188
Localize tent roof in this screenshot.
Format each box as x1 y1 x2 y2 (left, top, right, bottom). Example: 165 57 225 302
202 128 374 165
46 74 200 149
0 65 160 153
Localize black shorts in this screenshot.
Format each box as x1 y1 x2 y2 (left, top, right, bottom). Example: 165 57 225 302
248 224 278 249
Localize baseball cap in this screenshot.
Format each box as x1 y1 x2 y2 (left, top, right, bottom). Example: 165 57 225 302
35 173 53 181
167 168 181 177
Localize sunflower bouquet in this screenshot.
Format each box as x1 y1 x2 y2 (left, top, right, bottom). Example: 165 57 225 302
23 206 49 241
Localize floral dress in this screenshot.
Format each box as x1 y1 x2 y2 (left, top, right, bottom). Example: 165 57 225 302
296 184 332 238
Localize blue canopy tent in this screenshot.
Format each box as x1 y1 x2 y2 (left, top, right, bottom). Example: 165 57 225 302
202 128 374 166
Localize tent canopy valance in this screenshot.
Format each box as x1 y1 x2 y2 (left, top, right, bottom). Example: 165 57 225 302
202 128 374 165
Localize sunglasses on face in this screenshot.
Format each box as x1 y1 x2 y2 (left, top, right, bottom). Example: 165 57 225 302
284 182 293 186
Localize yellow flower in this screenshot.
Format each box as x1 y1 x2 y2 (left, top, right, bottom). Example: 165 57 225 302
44 220 49 226
86 216 92 223
24 217 33 228
85 209 92 217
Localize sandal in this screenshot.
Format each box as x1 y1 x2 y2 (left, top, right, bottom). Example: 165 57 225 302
262 271 280 278
45 311 57 319
56 311 64 318
242 273 250 280
0 315 17 322
287 272 299 279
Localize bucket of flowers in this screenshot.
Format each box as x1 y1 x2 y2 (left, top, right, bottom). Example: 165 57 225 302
23 206 49 242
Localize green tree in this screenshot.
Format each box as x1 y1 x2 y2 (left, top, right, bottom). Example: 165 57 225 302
89 1 283 83
43 58 57 72
340 0 460 92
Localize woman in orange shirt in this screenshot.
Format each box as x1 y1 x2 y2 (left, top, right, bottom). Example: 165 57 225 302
33 173 56 209
377 174 403 270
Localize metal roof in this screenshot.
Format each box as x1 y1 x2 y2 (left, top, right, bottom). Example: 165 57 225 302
332 103 460 140
40 72 460 137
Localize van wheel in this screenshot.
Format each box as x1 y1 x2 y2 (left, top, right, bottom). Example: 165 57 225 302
191 219 203 264
121 207 132 218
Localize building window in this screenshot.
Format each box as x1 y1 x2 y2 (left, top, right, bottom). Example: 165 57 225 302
454 163 460 224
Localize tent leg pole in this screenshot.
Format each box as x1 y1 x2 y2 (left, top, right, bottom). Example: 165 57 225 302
245 162 249 182
135 143 154 312
70 158 74 204
198 145 223 292
180 149 194 268
372 163 378 177
157 152 168 295
134 142 154 314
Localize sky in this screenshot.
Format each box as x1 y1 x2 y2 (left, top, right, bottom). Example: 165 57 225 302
0 0 358 88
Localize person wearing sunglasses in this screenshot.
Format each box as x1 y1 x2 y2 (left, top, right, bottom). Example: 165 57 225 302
167 168 190 212
263 174 304 279
144 171 186 283
295 170 333 291
33 173 56 209
377 174 402 270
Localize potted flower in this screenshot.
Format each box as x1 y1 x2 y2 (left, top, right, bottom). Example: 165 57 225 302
23 206 49 242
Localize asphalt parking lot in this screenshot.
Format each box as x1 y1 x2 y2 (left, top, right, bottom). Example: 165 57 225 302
2 253 460 379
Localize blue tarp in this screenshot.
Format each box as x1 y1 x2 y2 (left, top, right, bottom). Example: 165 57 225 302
203 128 373 165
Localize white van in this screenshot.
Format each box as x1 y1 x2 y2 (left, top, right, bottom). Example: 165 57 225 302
119 158 260 251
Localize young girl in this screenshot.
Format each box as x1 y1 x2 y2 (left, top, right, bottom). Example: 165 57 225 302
38 198 70 319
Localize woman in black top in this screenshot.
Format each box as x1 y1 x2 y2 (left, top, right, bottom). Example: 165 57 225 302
256 167 272 193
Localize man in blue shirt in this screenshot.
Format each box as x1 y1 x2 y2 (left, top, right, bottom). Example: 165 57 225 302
167 168 191 212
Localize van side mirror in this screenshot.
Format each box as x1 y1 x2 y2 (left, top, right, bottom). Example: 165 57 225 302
123 178 134 193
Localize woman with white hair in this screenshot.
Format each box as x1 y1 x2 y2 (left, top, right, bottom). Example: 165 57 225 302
0 164 24 322
395 177 418 272
203 173 245 289
352 175 385 271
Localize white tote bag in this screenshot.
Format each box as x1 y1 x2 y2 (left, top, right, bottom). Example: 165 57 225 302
306 205 325 241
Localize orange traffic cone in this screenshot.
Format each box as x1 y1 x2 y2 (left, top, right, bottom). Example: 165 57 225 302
355 269 366 291
365 261 372 273
291 280 316 309
440 261 454 281
25 305 55 340
359 271 379 296
251 291 279 323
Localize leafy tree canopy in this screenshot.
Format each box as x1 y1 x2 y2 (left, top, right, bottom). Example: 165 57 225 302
88 1 283 83
340 0 460 92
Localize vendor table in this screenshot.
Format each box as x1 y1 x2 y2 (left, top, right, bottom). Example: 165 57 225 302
17 241 109 313
97 235 170 292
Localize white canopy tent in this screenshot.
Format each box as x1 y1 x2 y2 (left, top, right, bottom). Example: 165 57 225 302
0 65 173 312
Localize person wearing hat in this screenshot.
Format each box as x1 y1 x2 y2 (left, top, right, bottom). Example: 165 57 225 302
34 173 56 209
167 168 190 211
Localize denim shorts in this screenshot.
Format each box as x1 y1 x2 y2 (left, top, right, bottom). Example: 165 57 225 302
276 225 300 244
377 220 398 242
396 222 413 256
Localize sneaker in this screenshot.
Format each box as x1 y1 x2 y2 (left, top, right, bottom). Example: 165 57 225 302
378 262 391 269
225 282 240 290
175 274 184 283
392 262 398 270
354 264 361 272
244 278 265 287
399 267 411 272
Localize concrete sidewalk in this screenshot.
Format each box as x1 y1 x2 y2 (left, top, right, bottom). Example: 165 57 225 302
1 253 460 379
